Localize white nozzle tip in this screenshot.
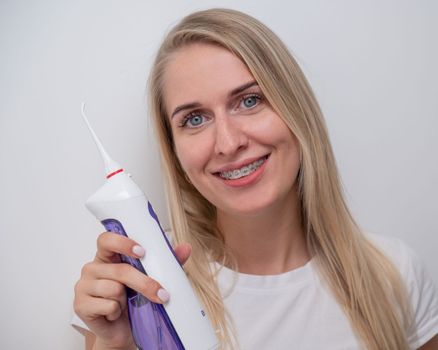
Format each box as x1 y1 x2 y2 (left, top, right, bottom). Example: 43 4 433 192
81 102 87 118
81 102 123 178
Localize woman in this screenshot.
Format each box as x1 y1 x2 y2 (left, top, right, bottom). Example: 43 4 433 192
73 8 438 350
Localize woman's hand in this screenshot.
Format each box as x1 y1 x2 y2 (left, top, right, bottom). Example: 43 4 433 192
73 232 192 350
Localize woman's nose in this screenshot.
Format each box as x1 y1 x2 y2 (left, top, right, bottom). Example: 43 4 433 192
213 115 248 156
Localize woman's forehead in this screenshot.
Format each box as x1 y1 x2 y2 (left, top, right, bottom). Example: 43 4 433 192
162 43 255 113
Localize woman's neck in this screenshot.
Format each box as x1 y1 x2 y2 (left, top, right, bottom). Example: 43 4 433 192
216 188 309 275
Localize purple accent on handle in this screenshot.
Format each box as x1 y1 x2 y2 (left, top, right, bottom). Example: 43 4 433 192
102 218 185 350
147 202 183 268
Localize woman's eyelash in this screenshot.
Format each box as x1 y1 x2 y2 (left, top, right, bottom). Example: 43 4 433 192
241 93 261 101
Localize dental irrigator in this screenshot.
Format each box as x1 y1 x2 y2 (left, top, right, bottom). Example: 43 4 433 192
81 103 219 350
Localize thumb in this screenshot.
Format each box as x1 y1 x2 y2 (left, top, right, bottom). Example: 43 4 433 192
173 243 192 265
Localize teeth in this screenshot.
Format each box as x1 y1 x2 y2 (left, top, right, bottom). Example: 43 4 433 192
219 157 266 180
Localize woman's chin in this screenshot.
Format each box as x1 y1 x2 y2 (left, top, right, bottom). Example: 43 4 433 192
218 199 277 218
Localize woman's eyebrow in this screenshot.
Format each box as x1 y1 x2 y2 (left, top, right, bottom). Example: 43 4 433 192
171 102 202 119
229 81 258 97
170 81 259 119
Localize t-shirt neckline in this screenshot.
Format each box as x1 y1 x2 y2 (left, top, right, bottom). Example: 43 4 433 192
213 259 315 290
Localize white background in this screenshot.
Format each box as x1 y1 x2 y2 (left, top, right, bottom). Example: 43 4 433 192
0 1 436 349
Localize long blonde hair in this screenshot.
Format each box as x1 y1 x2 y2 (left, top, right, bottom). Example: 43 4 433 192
148 8 413 349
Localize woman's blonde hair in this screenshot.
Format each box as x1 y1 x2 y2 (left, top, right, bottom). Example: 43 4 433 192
148 8 413 349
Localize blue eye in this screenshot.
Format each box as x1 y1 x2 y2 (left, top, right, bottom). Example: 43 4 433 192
188 115 203 126
241 94 261 109
180 113 207 128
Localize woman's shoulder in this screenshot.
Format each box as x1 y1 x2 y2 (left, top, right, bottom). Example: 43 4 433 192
364 232 418 272
364 232 434 294
364 232 438 347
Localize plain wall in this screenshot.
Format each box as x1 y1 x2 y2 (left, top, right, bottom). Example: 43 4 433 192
0 1 436 348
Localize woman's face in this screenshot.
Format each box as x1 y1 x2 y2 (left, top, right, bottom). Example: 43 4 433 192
162 43 301 216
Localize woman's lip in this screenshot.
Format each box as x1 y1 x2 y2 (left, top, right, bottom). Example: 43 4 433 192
212 154 270 174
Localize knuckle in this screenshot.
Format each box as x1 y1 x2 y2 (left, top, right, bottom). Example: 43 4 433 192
73 296 85 316
80 262 94 276
106 299 120 314
73 279 82 294
73 299 80 314
109 282 125 299
96 232 110 248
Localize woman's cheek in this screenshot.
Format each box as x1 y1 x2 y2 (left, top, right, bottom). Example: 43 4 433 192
177 130 213 167
175 141 202 175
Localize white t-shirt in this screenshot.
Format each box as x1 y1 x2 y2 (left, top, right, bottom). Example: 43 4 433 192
215 234 438 349
72 234 438 349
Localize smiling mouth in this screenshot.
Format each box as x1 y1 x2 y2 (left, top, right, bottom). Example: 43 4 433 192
215 155 269 180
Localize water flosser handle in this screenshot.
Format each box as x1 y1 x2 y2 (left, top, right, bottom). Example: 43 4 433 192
82 104 219 350
101 213 183 350
86 182 218 350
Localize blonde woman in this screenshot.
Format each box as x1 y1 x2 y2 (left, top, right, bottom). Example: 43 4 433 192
73 9 438 350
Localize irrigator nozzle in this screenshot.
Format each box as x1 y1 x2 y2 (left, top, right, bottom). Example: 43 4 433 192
81 102 124 178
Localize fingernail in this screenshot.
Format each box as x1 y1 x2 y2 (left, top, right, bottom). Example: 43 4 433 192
132 245 145 258
157 288 170 303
